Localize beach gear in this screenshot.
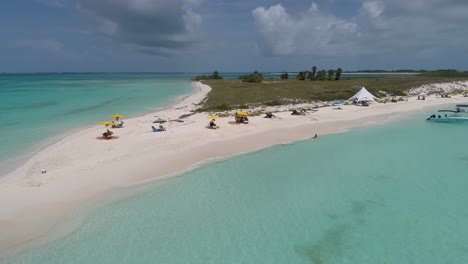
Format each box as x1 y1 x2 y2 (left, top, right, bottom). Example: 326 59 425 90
111 114 125 120
99 121 116 126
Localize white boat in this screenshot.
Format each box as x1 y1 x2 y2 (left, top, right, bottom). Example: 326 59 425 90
426 104 468 123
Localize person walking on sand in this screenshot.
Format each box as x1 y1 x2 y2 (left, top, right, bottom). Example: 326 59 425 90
313 134 318 138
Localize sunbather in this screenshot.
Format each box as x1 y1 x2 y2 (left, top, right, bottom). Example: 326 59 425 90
152 125 165 132
264 112 274 118
102 129 113 139
209 120 218 129
112 121 124 128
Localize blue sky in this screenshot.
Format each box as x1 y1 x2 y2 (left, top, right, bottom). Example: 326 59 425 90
1 0 468 73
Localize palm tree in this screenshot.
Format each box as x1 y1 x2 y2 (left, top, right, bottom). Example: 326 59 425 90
327 69 335 80
335 68 343 80
311 66 317 80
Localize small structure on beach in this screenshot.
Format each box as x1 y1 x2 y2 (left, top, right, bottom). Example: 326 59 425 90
349 87 377 104
234 111 249 124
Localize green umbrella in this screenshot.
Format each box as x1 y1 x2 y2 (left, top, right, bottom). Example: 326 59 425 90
153 118 167 124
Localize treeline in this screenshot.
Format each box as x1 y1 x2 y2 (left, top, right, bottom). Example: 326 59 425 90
419 69 468 77
192 71 223 81
346 69 422 73
280 66 343 81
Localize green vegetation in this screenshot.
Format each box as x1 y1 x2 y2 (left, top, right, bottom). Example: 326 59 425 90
296 66 343 81
419 70 468 77
192 71 223 81
239 71 264 83
200 75 468 111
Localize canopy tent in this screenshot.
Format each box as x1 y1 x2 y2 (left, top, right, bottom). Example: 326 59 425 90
349 87 377 102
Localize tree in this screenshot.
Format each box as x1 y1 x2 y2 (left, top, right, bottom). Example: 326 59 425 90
296 71 307 81
306 71 314 80
311 66 317 80
327 69 335 80
320 70 327 80
316 71 322 81
212 71 223 79
280 72 289 79
253 70 264 79
239 71 264 83
335 68 343 80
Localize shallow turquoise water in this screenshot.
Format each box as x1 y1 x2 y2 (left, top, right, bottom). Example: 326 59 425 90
0 74 193 167
4 113 468 263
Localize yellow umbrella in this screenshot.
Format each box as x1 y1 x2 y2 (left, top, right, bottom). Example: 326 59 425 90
209 116 219 120
237 111 249 116
111 114 125 120
99 121 116 126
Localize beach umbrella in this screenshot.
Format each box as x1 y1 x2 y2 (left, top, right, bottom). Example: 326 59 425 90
153 118 167 124
234 111 248 116
111 114 125 120
209 116 219 120
99 121 116 126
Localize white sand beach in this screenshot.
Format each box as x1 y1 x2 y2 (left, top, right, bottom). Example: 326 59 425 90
1 81 468 253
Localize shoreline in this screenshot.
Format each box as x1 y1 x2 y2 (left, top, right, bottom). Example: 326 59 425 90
1 81 468 256
0 80 196 177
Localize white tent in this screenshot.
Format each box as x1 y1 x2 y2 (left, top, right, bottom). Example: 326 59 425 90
349 87 377 102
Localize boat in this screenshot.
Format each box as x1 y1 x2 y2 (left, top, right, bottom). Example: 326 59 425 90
426 104 468 123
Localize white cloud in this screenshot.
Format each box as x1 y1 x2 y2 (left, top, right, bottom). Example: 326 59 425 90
253 0 468 59
252 2 358 56
77 0 203 56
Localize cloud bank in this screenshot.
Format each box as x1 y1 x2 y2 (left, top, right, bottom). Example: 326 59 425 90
77 0 203 55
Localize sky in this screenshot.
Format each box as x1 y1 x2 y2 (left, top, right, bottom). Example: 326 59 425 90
1 0 468 73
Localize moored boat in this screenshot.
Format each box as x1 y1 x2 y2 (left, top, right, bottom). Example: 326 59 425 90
426 104 468 123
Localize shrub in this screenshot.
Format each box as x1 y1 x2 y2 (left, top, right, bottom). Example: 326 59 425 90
239 71 264 83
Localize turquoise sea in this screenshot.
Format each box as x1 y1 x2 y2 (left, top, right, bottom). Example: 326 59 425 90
3 113 468 263
0 74 194 173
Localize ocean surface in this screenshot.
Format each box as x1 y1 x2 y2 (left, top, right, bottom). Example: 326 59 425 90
0 73 194 172
3 113 468 264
